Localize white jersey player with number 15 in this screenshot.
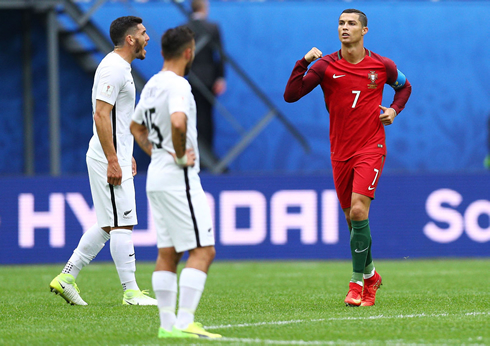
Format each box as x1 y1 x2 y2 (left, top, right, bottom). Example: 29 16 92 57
132 69 215 251
131 25 221 339
133 71 200 186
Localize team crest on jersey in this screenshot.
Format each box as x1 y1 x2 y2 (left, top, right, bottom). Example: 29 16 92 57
367 71 378 89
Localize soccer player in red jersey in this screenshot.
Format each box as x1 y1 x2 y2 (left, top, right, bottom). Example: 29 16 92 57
284 9 412 306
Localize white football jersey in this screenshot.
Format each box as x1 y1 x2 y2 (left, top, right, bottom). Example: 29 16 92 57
132 70 199 191
87 52 135 167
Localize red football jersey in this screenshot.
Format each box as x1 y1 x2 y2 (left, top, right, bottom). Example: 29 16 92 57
284 49 411 161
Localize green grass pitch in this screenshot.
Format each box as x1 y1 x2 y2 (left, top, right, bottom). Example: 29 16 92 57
1 259 489 345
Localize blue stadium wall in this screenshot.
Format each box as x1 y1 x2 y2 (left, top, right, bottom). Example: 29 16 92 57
1 1 490 264
1 1 490 174
0 10 95 175
1 173 490 264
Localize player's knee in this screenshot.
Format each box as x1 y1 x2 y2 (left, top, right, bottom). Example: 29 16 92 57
207 246 216 262
157 248 179 262
187 246 215 271
200 246 216 263
349 205 367 221
194 246 216 263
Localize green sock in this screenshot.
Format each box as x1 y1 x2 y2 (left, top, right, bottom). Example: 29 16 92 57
364 233 374 274
364 261 374 275
350 219 371 283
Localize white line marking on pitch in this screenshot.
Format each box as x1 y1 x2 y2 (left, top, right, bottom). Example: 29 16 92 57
217 338 342 345
206 311 490 330
215 338 436 345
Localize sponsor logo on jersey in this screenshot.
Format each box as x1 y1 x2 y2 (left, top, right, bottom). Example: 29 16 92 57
333 74 346 79
367 71 378 89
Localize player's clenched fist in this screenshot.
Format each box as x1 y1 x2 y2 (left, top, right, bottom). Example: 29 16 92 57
304 47 323 63
379 105 397 126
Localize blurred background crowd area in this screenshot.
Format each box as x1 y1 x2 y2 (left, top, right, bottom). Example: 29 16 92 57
1 0 489 176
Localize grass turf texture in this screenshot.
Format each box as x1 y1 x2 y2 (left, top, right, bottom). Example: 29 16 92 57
0 259 489 345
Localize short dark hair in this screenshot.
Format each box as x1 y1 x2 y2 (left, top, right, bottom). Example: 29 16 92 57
110 16 143 47
161 25 195 60
191 0 206 13
341 9 368 27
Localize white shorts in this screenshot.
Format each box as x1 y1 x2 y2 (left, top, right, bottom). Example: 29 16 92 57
147 168 215 253
86 156 137 228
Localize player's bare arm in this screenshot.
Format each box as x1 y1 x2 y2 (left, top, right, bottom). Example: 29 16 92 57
132 157 137 176
130 120 153 156
171 111 196 167
304 47 323 63
94 99 122 186
379 105 397 126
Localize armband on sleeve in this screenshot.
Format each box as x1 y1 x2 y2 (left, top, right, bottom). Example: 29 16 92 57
390 69 407 90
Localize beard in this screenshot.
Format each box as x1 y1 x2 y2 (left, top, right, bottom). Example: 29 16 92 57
134 40 146 60
184 60 193 76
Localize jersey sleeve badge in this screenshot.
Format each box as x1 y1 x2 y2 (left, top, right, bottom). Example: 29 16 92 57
100 83 115 97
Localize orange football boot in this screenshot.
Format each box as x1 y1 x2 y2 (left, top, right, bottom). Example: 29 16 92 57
361 271 382 306
344 282 363 307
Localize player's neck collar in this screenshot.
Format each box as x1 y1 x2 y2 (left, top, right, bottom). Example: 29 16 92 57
338 48 371 62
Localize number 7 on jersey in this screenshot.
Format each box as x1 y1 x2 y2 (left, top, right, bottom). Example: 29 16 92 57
351 90 361 108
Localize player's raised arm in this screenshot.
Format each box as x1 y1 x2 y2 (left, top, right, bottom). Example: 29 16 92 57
284 47 324 103
304 47 323 63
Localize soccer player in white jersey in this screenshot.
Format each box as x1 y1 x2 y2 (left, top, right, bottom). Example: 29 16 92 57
50 16 156 306
130 26 221 339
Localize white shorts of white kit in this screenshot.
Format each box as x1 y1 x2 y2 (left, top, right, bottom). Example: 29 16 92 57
147 168 215 253
86 156 138 228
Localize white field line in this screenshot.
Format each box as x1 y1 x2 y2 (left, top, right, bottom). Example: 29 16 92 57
206 311 490 330
215 338 351 345
198 338 482 346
